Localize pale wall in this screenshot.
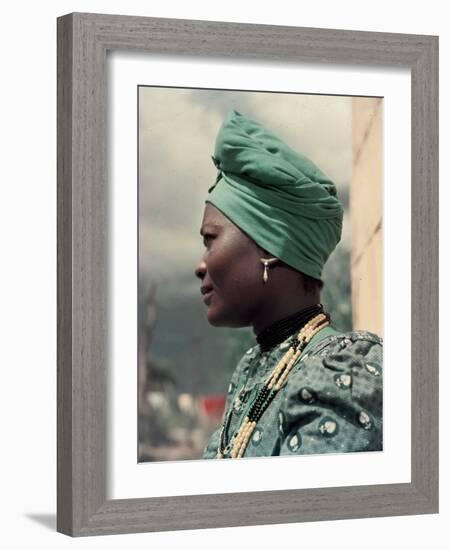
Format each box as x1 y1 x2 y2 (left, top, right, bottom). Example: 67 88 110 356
351 98 383 336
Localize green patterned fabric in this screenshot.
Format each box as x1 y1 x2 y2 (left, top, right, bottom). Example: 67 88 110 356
202 328 383 459
206 109 344 280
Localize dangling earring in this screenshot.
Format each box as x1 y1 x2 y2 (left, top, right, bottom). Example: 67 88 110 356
260 257 278 283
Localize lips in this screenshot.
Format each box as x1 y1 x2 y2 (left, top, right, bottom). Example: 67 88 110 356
201 285 214 305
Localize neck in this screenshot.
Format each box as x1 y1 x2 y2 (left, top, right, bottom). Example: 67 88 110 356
252 294 321 337
255 303 325 351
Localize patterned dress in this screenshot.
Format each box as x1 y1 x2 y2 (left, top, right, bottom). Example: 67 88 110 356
202 327 383 459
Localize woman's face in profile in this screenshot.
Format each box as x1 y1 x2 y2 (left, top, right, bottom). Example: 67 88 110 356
195 203 266 328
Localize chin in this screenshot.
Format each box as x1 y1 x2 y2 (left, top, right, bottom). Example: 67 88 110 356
206 307 226 327
206 306 248 329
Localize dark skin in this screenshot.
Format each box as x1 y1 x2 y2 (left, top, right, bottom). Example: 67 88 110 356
194 203 321 336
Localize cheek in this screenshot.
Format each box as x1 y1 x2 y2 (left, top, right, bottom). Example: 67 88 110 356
205 230 262 295
211 250 260 294
204 241 235 285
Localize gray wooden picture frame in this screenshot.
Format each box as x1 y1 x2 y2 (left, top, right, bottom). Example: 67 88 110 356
57 12 439 537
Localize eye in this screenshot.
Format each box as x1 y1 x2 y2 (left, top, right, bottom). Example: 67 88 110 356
202 233 215 247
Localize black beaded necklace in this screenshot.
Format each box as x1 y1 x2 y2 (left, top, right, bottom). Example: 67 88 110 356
256 303 325 352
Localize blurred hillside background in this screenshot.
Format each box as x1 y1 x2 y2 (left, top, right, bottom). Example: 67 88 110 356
138 87 378 462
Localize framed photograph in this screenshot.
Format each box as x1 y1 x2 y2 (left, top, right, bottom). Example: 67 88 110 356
57 12 438 536
136 88 381 464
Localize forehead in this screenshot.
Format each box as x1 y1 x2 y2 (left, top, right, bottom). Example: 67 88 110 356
200 202 260 252
200 203 231 231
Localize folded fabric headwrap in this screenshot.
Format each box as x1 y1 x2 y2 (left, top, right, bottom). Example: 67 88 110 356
205 109 344 281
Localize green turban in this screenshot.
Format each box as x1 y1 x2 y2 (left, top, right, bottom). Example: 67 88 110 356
206 109 344 281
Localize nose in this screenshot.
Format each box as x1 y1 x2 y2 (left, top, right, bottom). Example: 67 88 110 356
195 258 207 281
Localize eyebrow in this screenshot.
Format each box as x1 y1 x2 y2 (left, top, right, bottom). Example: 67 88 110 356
199 223 221 236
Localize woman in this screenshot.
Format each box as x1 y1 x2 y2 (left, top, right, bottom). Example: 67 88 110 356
195 109 382 459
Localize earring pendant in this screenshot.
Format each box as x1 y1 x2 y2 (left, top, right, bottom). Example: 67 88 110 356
260 258 278 283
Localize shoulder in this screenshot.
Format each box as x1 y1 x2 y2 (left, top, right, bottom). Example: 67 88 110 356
302 329 382 369
277 328 383 454
308 329 382 354
296 328 383 387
